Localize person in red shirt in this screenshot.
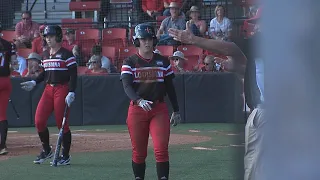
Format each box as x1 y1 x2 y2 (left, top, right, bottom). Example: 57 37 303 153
31 25 47 56
62 29 80 57
85 55 107 75
139 0 164 22
9 58 21 77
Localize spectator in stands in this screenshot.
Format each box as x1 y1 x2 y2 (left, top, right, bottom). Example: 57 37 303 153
177 0 203 15
209 5 232 41
14 11 40 48
157 2 186 45
22 53 42 78
198 55 225 72
91 45 117 73
140 0 164 22
186 6 207 37
169 51 189 73
163 0 185 18
11 52 27 76
62 28 80 57
62 28 81 65
10 58 21 77
31 25 47 56
85 55 108 75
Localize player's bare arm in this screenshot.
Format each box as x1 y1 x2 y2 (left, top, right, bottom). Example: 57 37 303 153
168 22 247 77
168 21 247 63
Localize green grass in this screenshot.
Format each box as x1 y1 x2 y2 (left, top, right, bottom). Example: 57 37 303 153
1 123 245 180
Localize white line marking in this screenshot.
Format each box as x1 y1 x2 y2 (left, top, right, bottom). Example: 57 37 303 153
226 133 239 136
8 131 18 133
53 133 97 137
188 130 201 133
73 130 87 132
192 147 217 151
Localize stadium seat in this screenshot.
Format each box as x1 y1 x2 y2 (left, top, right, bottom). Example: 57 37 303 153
75 29 100 41
185 55 201 71
102 46 117 63
155 45 174 57
17 48 33 59
117 46 137 69
69 1 101 22
79 39 97 62
204 50 228 60
177 45 204 56
102 28 127 48
1 30 16 42
61 18 94 29
156 16 166 28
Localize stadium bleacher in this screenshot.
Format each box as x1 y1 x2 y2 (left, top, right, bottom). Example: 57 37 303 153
0 0 260 74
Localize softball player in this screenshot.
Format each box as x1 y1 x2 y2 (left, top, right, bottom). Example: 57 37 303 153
120 23 181 180
20 25 77 166
0 27 15 155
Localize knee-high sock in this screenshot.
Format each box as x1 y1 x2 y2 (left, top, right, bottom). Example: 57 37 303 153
0 120 8 149
132 161 146 180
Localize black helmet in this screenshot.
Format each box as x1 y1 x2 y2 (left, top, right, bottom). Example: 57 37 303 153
133 23 157 47
43 25 63 42
133 23 156 40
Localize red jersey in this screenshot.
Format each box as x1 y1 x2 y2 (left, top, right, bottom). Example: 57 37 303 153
32 37 46 55
0 38 15 77
35 47 78 92
120 53 174 101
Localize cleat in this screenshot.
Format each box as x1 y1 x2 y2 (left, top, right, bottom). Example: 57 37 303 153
33 148 53 164
0 148 8 155
50 155 71 166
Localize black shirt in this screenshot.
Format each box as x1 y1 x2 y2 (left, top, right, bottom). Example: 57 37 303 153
120 53 179 112
0 38 15 77
35 47 78 92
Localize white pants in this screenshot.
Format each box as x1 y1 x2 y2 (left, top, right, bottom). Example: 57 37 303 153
244 107 265 180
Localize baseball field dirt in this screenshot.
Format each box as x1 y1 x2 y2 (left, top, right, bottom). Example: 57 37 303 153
0 130 211 161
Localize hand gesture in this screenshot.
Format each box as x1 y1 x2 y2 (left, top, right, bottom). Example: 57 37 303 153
168 21 195 44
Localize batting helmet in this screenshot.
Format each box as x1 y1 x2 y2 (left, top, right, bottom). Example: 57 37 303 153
43 25 63 43
133 23 158 47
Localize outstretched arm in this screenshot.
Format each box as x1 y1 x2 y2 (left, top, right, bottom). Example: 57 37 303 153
168 21 247 63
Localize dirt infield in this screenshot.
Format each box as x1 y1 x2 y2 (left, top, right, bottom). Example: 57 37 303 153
0 131 211 161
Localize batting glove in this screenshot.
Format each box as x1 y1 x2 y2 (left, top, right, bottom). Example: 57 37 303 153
137 99 153 111
170 112 181 126
65 92 75 107
20 80 36 91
